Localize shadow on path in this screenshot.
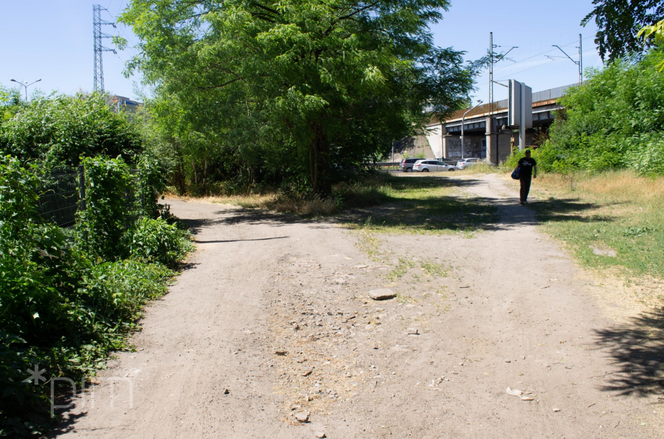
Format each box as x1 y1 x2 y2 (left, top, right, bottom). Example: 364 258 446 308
180 211 300 235
194 236 289 244
530 198 613 224
172 175 606 235
594 307 664 398
49 411 87 437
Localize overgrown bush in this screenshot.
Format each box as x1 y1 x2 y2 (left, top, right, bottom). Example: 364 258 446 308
539 53 664 175
136 155 170 218
0 156 193 437
76 157 134 261
81 260 173 327
0 93 141 170
0 158 62 436
129 218 194 268
622 133 664 176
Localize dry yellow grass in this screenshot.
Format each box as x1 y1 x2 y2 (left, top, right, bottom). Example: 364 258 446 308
456 163 498 174
196 192 338 216
538 170 664 206
164 193 275 208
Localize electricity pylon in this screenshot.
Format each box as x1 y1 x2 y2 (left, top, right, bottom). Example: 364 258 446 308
93 4 117 92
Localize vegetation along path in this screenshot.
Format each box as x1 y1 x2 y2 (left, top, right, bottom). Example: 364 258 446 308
57 173 663 438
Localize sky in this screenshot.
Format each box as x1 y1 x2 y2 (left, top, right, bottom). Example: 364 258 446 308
431 0 604 104
1 0 604 103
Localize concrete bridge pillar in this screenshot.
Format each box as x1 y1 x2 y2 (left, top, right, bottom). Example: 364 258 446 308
485 116 497 165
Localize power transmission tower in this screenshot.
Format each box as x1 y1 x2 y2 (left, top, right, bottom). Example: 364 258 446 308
93 4 117 92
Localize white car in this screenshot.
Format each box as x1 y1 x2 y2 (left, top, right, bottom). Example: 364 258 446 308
455 158 481 170
412 160 457 172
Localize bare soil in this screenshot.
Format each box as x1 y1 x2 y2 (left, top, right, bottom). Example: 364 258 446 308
55 173 664 438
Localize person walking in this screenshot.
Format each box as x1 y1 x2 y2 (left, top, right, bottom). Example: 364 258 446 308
518 149 537 204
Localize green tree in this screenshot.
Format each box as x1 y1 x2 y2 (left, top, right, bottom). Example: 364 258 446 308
639 19 664 70
582 0 664 62
120 0 475 194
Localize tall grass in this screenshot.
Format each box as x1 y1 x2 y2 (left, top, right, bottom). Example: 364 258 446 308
538 171 664 205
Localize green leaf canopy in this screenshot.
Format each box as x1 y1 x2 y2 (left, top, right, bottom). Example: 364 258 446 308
582 0 664 62
121 0 474 194
539 53 664 175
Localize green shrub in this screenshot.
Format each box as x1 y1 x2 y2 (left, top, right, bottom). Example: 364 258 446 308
0 93 141 170
129 218 194 268
77 157 134 261
542 54 664 175
623 133 664 176
0 158 89 436
0 156 192 436
81 260 173 325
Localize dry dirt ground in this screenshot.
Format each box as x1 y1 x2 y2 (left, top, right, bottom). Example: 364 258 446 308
55 173 664 438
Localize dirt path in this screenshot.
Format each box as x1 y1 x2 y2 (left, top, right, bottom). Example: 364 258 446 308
56 174 663 438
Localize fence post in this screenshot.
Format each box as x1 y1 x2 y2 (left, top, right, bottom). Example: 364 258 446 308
139 168 145 219
78 165 86 211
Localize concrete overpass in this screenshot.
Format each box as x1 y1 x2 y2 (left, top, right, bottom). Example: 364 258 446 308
423 84 574 164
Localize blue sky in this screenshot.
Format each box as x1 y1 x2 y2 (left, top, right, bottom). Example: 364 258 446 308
432 0 604 104
1 0 604 103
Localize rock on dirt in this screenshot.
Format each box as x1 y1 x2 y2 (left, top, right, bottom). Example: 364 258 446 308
295 411 310 423
368 288 396 300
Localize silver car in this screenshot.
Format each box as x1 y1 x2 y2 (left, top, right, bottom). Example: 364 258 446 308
399 158 420 172
455 158 480 170
412 160 457 172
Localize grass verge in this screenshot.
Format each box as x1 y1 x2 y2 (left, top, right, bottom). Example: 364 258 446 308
524 170 664 304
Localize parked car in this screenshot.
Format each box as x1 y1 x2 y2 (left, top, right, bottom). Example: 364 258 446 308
413 160 457 172
455 158 481 170
437 157 457 166
399 158 420 172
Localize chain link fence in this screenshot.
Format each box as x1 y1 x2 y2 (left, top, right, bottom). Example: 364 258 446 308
37 165 144 228
37 168 82 227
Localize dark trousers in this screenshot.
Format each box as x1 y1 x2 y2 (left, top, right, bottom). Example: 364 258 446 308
520 177 532 202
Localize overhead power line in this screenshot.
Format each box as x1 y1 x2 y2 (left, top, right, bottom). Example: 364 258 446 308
93 4 117 92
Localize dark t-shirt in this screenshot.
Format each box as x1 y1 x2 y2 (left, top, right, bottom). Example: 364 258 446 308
518 157 537 179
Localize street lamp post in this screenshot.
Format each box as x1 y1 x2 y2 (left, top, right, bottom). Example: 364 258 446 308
10 78 42 101
460 100 483 160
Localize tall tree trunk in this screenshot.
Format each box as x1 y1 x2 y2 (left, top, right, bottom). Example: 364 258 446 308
191 158 198 193
175 163 186 194
309 121 331 196
202 157 207 195
173 140 187 194
310 140 318 194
